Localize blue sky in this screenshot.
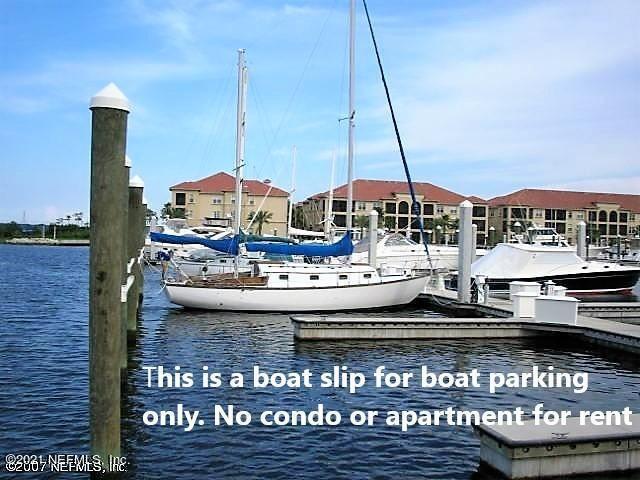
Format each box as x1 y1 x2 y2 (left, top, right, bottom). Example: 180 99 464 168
1 0 638 223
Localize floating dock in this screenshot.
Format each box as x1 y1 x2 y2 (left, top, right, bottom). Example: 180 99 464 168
475 414 640 479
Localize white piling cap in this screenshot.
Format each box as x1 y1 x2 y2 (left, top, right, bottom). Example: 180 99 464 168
577 220 586 226
459 199 473 208
90 82 131 112
125 155 131 167
369 209 379 216
129 175 145 188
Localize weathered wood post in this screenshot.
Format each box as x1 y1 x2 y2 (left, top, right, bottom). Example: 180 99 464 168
127 175 144 342
121 157 130 372
139 196 148 308
89 82 130 466
457 200 473 303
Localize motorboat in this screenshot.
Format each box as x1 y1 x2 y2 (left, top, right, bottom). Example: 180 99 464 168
352 232 486 271
466 242 640 295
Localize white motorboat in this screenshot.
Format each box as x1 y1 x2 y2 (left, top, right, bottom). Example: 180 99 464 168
465 242 640 295
352 232 486 271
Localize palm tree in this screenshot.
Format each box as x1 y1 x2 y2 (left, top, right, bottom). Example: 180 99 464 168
247 210 273 235
434 214 456 244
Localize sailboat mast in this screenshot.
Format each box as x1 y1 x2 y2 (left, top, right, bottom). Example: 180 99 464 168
234 49 248 236
324 150 336 239
346 0 355 234
287 145 297 235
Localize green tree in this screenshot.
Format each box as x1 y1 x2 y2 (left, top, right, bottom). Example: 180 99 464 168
373 206 385 228
434 214 456 244
161 202 185 219
248 210 273 235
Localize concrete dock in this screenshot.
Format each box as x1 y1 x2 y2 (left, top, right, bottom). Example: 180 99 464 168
475 414 640 479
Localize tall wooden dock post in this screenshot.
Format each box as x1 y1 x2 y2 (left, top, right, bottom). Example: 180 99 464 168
89 83 130 466
121 157 130 373
457 200 473 303
127 175 144 343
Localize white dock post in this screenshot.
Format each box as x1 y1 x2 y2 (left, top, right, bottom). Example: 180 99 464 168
576 220 587 259
369 209 378 267
471 223 478 262
458 200 473 303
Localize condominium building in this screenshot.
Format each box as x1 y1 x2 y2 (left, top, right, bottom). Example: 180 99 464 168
488 189 640 244
301 179 489 244
169 171 289 234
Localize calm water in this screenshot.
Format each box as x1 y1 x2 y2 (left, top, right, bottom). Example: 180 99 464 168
1 244 640 479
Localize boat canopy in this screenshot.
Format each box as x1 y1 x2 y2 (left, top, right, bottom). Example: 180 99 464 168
150 232 240 254
245 233 353 257
150 231 350 257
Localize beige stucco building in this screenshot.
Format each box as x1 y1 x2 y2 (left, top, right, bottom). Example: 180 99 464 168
300 179 490 245
169 171 289 235
488 189 640 245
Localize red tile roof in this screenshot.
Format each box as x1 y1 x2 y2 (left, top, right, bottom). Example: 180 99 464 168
170 171 288 197
310 179 486 204
489 189 640 212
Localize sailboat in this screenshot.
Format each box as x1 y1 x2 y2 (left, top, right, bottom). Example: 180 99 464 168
161 8 428 312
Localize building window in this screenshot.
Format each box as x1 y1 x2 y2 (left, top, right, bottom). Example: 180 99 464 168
437 206 444 214
503 208 508 218
472 206 486 217
212 211 221 219
188 195 195 203
599 224 607 235
449 208 457 215
279 275 289 280
576 212 584 220
385 202 396 214
473 220 486 231
423 204 434 215
620 225 628 236
598 211 607 222
608 224 617 236
249 199 255 205
511 208 526 219
588 211 597 222
556 223 566 234
339 274 348 280
333 200 347 212
398 201 409 215
398 217 409 229
620 212 628 223
609 211 618 223
175 193 186 206
310 275 319 280
556 210 566 221
334 215 346 227
211 197 222 204
357 202 367 211
373 201 381 208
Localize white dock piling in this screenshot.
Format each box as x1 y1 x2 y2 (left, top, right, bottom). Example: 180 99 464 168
471 223 478 262
369 210 378 267
457 200 473 303
576 220 587 259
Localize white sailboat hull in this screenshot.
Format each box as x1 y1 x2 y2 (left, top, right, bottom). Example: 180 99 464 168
165 275 428 312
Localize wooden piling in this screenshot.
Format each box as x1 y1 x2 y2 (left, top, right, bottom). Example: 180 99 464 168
121 158 130 373
89 82 130 466
127 176 144 342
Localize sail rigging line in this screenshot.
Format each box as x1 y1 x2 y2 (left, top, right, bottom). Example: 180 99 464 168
361 0 434 272
250 0 338 182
